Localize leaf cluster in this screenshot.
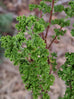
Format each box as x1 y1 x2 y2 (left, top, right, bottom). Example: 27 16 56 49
29 1 51 13
0 14 54 99
58 53 74 99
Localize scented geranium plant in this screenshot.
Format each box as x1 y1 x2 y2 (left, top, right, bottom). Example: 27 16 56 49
0 0 74 99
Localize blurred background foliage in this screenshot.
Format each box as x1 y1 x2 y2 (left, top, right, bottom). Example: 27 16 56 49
0 13 13 63
0 13 13 33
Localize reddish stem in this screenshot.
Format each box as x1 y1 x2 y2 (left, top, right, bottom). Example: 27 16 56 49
69 82 72 93
48 35 57 49
47 56 52 74
39 0 45 40
45 0 55 73
45 0 55 45
40 0 42 18
40 10 42 18
39 0 55 74
48 27 62 49
47 27 62 74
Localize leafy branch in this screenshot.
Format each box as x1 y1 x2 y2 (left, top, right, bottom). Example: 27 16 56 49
0 0 74 99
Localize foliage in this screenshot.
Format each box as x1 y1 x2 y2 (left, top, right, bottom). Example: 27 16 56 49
49 52 57 71
0 34 4 64
0 13 13 63
64 1 74 17
58 53 74 99
0 15 54 99
71 24 74 36
0 0 74 99
0 13 13 33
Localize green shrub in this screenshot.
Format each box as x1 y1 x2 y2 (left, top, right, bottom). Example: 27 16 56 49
0 0 74 99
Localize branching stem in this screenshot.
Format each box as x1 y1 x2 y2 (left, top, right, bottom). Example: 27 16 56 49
47 56 52 74
40 0 42 18
45 0 55 45
40 0 45 40
47 27 62 74
47 27 62 49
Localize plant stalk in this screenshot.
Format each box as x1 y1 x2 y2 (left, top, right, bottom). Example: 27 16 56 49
45 0 55 45
47 27 62 49
39 0 45 40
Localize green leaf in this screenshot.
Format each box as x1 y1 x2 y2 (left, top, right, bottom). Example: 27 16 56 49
54 5 64 12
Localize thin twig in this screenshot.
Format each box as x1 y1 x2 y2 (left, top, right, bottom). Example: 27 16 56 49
69 82 72 91
45 0 55 45
47 27 62 49
47 27 62 74
45 0 55 73
47 56 52 74
40 0 42 18
48 35 57 49
40 10 42 18
39 0 45 40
